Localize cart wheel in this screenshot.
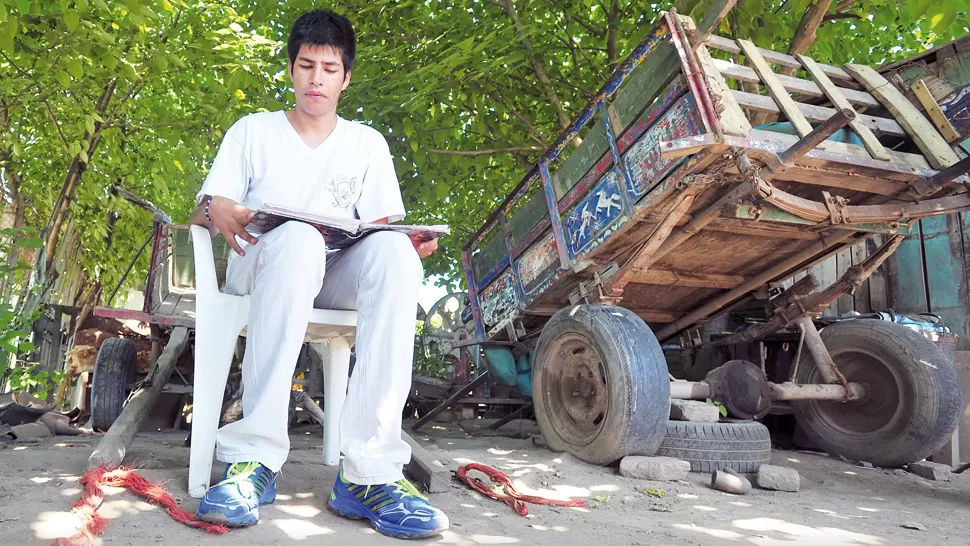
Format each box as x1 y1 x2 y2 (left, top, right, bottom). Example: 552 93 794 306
532 305 670 465
91 337 138 432
791 319 962 467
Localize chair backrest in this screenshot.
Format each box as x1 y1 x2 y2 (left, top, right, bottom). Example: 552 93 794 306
170 225 232 291
189 224 229 297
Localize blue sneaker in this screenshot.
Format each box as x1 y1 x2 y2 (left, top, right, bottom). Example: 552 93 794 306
195 462 277 526
328 470 449 538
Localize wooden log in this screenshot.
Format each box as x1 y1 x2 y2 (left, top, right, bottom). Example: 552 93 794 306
627 269 747 289
88 326 189 470
738 39 814 137
797 55 891 161
843 64 960 170
402 431 452 493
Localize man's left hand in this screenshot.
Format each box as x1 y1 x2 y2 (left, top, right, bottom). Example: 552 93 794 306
412 237 438 258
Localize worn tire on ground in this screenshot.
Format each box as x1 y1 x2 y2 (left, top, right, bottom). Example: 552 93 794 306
791 319 962 467
532 305 670 465
91 337 138 432
655 420 771 473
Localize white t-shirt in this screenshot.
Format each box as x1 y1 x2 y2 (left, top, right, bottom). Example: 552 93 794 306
196 111 406 227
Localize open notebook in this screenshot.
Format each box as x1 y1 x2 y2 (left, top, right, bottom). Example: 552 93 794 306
247 203 449 250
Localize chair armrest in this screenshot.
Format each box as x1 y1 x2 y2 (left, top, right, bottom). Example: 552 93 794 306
189 224 221 296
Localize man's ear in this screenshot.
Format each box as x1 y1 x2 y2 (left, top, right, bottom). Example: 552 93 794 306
287 61 294 82
342 70 352 91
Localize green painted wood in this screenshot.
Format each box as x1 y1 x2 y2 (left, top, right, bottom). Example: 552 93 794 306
921 214 970 350
507 188 549 244
553 40 680 199
472 228 509 280
886 220 929 313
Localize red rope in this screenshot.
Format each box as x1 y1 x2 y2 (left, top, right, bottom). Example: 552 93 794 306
56 467 229 545
456 462 586 516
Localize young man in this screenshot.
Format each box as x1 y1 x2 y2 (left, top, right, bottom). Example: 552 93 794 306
188 9 449 539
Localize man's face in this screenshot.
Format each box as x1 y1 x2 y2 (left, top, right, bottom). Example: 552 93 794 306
288 44 351 118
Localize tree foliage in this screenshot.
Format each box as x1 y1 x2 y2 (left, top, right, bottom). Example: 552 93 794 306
0 0 967 305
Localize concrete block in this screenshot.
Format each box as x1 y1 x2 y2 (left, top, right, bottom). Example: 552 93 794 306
669 399 721 422
619 456 690 481
756 465 800 492
907 461 951 481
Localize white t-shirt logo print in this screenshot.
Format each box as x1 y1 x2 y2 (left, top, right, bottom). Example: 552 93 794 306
329 174 358 211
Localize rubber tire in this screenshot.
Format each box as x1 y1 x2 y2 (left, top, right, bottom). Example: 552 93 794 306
655 420 771 473
532 305 671 465
91 337 138 432
791 319 962 467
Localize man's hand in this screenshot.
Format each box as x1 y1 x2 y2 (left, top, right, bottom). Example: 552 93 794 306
207 196 258 256
411 236 438 259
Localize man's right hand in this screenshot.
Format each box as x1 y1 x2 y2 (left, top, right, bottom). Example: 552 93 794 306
207 196 258 256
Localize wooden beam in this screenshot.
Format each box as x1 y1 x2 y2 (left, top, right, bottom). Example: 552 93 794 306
88 327 190 470
738 39 814 137
712 58 881 109
707 34 859 88
843 64 960 170
704 218 821 240
775 166 905 196
402 432 452 494
631 310 678 323
732 90 906 138
627 269 747 289
796 55 891 161
680 17 751 136
911 79 962 143
690 0 737 49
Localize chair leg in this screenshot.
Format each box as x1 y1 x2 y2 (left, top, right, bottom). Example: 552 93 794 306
319 336 351 467
188 311 245 499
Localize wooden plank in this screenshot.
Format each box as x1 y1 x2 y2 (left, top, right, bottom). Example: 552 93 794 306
712 58 881 110
631 310 678 323
851 242 872 313
867 234 889 311
885 220 928 313
707 34 858 88
679 15 750 136
690 0 736 49
738 39 814 137
627 269 747 289
743 128 930 172
402 432 452 494
89 327 190 470
732 90 906 138
835 248 854 315
818 255 839 317
843 64 960 170
797 55 891 161
912 79 962 143
704 219 820 240
776 166 904 196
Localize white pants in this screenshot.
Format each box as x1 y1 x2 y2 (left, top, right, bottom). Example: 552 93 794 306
214 221 422 485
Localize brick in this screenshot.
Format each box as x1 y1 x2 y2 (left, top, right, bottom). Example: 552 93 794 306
756 465 800 492
619 456 690 481
906 461 951 481
669 399 721 422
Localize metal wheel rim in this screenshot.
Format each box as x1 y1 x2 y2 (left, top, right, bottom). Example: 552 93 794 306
540 332 610 446
802 346 905 437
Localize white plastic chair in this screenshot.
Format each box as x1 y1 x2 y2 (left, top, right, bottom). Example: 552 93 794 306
187 224 356 499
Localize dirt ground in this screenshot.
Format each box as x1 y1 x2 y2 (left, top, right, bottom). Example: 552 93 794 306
2 418 969 546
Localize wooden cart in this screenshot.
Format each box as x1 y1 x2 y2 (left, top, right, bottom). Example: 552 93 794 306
462 5 970 467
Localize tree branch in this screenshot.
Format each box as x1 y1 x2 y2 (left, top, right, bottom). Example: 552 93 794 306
43 100 71 153
836 0 860 11
422 146 543 156
571 13 605 37
496 0 571 129
783 0 835 74
607 0 620 63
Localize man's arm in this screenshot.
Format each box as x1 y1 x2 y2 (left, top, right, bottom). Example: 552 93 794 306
191 195 259 256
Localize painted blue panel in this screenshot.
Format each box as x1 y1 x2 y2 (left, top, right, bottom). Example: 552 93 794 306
923 215 970 349
888 221 928 313
562 170 625 258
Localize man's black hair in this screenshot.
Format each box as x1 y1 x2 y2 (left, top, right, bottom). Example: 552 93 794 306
287 9 356 73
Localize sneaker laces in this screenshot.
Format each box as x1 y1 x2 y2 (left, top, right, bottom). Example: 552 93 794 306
391 478 429 502
215 462 262 486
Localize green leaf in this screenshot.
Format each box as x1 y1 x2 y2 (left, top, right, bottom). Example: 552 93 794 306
53 70 71 87
229 22 243 32
66 58 83 79
719 405 728 417
19 237 44 249
16 0 29 15
79 149 89 163
93 0 108 10
64 9 79 30
0 3 7 24
19 341 34 352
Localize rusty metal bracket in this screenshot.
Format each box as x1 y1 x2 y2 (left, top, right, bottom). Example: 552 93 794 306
821 191 851 224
